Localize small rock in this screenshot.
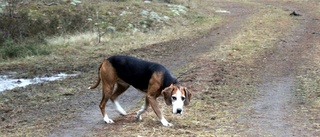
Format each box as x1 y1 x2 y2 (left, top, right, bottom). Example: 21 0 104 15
210 116 216 120
290 11 301 16
16 79 22 83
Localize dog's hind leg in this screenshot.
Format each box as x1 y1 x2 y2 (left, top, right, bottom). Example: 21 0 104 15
110 81 130 116
99 61 117 124
100 84 115 124
136 97 149 121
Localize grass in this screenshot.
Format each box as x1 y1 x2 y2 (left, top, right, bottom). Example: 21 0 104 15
193 4 297 135
0 0 219 61
289 1 320 133
0 0 221 73
0 39 51 59
210 4 296 63
295 42 320 131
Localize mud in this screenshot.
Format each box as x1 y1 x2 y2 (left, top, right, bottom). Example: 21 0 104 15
0 73 77 92
50 86 144 137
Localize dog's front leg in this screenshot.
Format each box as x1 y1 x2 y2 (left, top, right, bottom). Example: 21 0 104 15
147 95 173 127
137 97 149 121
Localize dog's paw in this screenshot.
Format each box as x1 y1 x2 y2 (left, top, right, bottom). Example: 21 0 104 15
167 123 173 127
119 112 127 116
136 110 144 121
104 117 114 124
162 122 173 127
160 118 173 127
114 101 127 116
117 109 127 116
136 115 142 121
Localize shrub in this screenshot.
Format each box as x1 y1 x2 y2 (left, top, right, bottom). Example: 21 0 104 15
0 39 51 59
0 3 92 44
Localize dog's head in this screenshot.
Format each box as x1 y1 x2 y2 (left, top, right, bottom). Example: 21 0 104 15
161 84 192 114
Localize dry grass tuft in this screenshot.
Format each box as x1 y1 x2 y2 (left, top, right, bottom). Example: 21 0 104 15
295 42 320 132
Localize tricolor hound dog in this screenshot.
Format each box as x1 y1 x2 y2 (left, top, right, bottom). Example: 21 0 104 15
88 55 191 126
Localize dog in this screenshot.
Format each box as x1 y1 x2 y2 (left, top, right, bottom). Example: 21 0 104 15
88 55 191 126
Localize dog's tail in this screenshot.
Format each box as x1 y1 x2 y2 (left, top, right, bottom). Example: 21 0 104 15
88 62 103 89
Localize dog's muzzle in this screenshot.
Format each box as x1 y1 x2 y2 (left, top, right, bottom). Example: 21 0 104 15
176 108 182 114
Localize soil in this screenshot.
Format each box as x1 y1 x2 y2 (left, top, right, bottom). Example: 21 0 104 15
1 1 319 136
241 2 319 136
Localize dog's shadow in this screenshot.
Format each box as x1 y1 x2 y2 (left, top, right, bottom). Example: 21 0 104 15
110 112 167 127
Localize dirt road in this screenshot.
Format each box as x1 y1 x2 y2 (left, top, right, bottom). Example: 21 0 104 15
1 1 319 136
239 2 319 136
238 3 318 135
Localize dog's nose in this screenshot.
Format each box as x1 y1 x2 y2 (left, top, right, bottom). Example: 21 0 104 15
176 108 182 114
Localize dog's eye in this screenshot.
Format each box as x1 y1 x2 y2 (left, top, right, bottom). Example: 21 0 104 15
172 96 177 101
181 96 185 101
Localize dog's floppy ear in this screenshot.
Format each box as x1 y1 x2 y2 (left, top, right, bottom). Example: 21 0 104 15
182 87 192 106
162 84 174 106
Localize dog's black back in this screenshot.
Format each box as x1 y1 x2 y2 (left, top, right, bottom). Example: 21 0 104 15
108 55 177 91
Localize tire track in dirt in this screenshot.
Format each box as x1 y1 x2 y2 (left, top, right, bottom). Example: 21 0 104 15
239 2 319 136
49 2 254 137
251 77 295 136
